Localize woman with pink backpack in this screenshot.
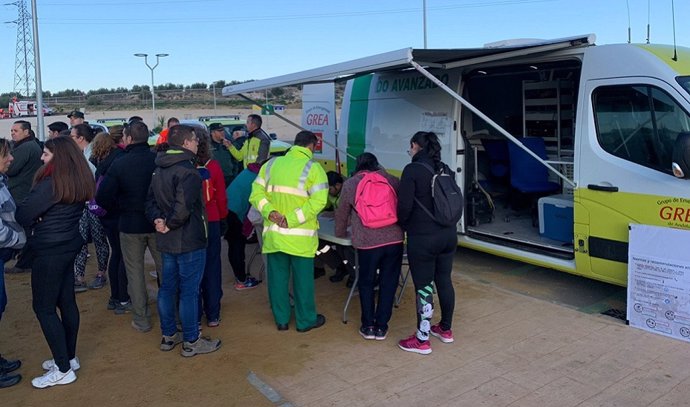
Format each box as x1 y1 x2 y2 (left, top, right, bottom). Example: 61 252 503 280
335 153 403 341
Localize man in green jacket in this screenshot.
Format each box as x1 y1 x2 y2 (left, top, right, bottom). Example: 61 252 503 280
249 130 329 332
223 114 271 168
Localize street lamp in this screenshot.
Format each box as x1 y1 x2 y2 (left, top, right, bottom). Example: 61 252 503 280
134 52 168 125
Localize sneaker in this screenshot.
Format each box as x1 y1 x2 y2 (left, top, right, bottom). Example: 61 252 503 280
88 274 107 289
42 357 80 372
398 334 432 355
74 281 88 293
0 373 21 388
207 319 220 328
0 356 21 375
430 324 454 343
114 301 132 315
106 298 117 311
131 320 152 333
374 327 388 341
234 277 260 291
160 332 182 352
149 271 158 279
31 368 76 388
180 336 221 357
359 326 375 340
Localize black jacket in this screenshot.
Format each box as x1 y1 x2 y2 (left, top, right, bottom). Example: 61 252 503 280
95 147 126 220
7 136 43 203
146 147 207 254
95 143 156 234
16 177 85 252
397 151 456 236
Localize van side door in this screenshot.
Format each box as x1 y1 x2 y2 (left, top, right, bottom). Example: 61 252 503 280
577 77 690 285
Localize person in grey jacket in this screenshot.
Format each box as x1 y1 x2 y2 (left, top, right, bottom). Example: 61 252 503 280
335 153 404 341
0 139 27 388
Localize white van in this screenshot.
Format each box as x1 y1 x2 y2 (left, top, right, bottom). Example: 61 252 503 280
223 34 690 286
9 100 53 117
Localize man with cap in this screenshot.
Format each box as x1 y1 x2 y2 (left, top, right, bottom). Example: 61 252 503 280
47 121 68 139
209 123 242 187
67 110 85 127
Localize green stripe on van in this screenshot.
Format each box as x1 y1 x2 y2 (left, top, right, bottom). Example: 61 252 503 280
636 44 690 75
346 75 373 172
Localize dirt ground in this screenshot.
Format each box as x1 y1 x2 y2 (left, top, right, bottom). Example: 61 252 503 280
2 239 409 407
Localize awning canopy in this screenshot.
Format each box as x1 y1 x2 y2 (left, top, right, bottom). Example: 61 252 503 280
222 34 595 96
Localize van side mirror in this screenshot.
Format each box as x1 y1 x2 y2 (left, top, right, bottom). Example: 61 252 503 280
672 132 690 178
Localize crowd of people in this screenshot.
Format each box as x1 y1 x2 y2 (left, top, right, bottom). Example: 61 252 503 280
0 111 459 389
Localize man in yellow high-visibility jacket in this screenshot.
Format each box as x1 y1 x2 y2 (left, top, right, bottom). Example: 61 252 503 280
223 114 271 168
249 130 329 332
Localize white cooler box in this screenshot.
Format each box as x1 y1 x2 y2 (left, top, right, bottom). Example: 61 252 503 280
538 194 574 243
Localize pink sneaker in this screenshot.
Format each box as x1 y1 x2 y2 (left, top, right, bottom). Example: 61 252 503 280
430 324 454 343
398 334 432 355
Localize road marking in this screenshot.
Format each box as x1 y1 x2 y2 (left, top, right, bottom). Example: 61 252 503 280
247 371 294 407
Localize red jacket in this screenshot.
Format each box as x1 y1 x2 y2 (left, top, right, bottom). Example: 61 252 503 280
201 159 228 222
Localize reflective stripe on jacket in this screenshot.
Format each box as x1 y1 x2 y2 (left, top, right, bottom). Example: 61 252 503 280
249 145 328 257
227 129 270 167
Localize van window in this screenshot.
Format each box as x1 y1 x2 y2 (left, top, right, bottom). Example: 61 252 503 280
677 76 690 96
593 85 690 175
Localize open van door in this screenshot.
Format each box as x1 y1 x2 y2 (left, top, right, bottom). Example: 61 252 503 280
577 77 690 286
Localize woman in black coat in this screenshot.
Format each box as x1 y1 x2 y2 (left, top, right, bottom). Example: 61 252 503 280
396 131 458 355
16 137 95 388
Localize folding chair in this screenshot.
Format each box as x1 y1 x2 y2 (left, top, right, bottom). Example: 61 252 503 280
395 251 411 307
246 225 265 282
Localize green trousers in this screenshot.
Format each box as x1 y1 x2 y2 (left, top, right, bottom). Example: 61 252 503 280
267 252 317 330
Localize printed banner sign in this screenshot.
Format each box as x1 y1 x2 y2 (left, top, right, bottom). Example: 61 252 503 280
628 224 690 343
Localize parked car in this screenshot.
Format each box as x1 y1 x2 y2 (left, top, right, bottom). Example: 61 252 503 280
96 118 127 127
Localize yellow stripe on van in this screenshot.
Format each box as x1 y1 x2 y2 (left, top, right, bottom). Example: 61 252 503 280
576 189 690 234
636 44 690 75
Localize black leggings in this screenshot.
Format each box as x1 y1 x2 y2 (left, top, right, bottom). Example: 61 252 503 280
406 228 457 341
101 217 129 303
31 247 81 373
225 212 247 282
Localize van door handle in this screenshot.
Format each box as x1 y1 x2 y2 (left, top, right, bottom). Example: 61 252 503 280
587 184 619 192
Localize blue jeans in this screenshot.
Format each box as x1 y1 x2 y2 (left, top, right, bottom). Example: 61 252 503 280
199 222 223 323
158 248 206 342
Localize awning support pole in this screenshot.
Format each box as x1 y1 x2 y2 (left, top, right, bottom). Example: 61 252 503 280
410 60 576 188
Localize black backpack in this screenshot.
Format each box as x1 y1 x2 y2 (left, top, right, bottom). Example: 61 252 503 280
413 162 463 226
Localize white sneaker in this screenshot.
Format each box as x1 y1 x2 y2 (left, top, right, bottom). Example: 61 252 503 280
31 368 77 388
42 357 80 372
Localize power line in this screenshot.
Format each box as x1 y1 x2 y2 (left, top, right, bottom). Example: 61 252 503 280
36 0 559 25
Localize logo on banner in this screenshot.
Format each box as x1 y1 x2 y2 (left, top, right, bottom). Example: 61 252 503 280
314 132 323 153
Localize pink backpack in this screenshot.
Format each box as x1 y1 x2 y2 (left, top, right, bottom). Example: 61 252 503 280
354 171 398 229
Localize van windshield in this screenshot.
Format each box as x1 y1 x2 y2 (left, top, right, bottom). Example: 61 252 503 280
677 76 690 97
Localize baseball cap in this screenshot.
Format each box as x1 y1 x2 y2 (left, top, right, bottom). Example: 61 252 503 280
47 121 69 132
208 123 224 132
67 110 84 119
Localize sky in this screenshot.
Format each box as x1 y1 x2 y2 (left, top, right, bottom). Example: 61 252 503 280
0 0 688 94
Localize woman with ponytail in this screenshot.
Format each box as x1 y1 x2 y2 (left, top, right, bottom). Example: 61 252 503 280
396 131 458 355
